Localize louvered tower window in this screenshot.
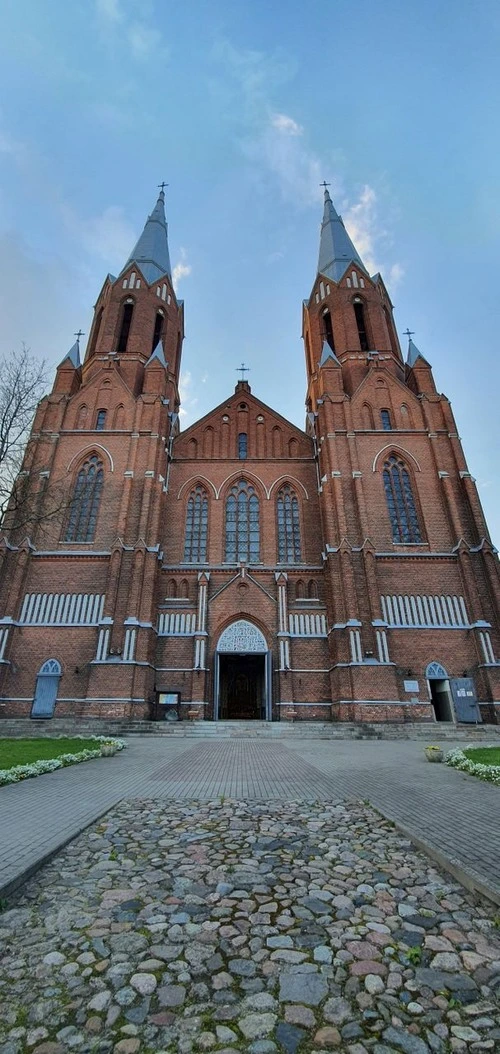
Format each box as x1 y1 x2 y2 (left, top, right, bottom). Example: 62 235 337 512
383 455 422 543
152 310 164 353
277 485 301 563
183 486 208 562
225 480 260 563
116 301 134 354
65 456 104 542
322 309 335 350
353 299 369 351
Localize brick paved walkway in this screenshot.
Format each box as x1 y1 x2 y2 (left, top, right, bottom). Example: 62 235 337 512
1 735 498 902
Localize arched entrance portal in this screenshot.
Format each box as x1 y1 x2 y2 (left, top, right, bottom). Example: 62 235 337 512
214 620 272 721
426 661 454 722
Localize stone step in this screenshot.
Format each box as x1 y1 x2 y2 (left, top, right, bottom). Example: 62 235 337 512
0 717 498 741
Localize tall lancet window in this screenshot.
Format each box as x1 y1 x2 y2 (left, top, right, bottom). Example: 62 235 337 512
225 480 260 563
277 485 301 564
238 433 248 459
383 455 422 543
65 455 104 542
183 486 208 562
322 308 335 351
152 310 164 353
353 298 369 351
116 300 134 354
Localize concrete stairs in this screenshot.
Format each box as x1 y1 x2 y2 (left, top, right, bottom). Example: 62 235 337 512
0 717 498 741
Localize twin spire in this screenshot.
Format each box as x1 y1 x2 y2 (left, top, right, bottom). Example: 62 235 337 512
61 185 426 371
317 187 367 283
123 183 366 290
123 182 365 290
122 188 171 283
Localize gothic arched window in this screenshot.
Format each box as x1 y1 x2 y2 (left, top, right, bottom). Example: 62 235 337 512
95 409 107 430
353 298 369 351
152 310 164 353
116 300 134 354
238 433 248 459
65 455 104 542
322 308 335 351
277 485 301 563
225 480 260 563
380 409 392 431
383 455 422 543
183 486 208 562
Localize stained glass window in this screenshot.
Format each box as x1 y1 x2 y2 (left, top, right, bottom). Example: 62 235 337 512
65 456 104 542
225 480 260 563
277 485 301 563
383 455 422 543
183 486 208 562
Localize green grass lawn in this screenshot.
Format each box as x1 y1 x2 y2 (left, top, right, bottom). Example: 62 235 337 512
463 746 500 766
0 738 100 770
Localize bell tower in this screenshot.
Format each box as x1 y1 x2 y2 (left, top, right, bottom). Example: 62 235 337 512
83 188 184 406
303 187 402 408
302 186 500 720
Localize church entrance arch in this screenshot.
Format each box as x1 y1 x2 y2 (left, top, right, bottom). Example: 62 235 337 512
426 661 454 722
214 620 272 721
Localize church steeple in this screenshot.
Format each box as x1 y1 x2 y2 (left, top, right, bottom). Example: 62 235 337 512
317 187 367 282
121 188 171 284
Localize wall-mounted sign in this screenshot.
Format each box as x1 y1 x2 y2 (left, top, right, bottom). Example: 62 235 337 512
403 680 419 693
158 692 180 706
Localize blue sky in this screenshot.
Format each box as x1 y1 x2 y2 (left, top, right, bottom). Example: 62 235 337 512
0 0 499 541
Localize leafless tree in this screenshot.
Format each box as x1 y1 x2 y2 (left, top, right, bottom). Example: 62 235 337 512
0 347 68 537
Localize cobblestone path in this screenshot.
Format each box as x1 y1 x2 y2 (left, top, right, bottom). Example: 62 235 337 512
1 798 499 1054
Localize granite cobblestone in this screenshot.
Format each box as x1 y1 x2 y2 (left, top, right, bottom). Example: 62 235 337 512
0 798 499 1053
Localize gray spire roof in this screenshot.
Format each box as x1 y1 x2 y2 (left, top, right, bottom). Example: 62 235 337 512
59 340 81 369
122 190 171 284
407 337 431 367
319 340 341 367
146 340 167 368
317 188 367 282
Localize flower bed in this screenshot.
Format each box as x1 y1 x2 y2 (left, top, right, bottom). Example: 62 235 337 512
0 736 126 786
446 745 500 785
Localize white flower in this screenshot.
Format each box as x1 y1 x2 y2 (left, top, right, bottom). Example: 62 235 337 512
0 737 126 786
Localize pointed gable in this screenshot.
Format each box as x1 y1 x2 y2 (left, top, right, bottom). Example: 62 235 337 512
174 385 313 460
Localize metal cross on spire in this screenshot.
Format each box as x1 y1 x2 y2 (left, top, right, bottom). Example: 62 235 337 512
236 363 250 381
74 329 85 344
320 181 331 190
403 328 415 345
157 181 169 194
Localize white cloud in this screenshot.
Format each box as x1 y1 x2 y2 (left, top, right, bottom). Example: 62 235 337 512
387 262 405 288
244 112 322 206
343 185 404 287
127 22 163 60
95 0 122 23
271 113 303 136
61 204 135 272
178 370 198 421
95 0 166 62
172 249 192 292
213 39 404 290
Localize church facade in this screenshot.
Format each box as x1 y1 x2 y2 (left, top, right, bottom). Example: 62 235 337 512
0 188 499 725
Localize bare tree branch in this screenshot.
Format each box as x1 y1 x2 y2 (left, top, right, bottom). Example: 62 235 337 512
0 346 70 538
